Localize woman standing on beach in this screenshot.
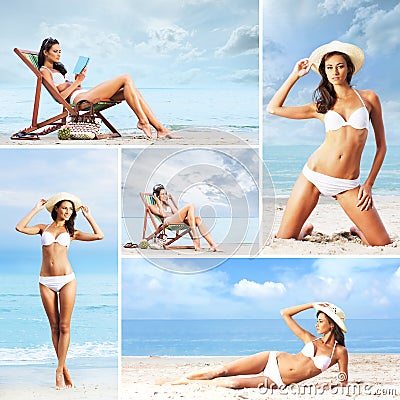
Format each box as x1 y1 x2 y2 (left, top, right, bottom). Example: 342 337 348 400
150 184 220 251
267 41 390 246
36 37 180 140
15 192 104 389
162 302 348 389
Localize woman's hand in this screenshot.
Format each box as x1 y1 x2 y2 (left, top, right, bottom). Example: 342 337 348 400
81 205 91 218
357 184 374 211
35 198 47 211
75 66 87 83
292 58 312 78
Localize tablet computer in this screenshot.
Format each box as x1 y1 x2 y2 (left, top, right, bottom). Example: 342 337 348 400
73 56 90 74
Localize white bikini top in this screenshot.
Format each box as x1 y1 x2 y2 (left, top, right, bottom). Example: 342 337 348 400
324 89 369 132
301 338 336 372
40 66 66 86
41 225 71 248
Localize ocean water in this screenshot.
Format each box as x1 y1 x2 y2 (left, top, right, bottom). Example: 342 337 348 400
0 87 258 138
0 273 117 366
122 319 400 356
264 145 400 197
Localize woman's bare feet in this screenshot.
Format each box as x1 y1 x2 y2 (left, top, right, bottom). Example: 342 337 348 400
298 223 314 240
186 365 226 380
157 128 183 139
56 368 65 390
63 367 74 388
137 121 153 140
208 246 222 252
193 237 201 251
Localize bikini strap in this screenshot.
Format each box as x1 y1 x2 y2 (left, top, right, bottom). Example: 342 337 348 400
330 341 337 358
352 88 367 108
43 224 50 233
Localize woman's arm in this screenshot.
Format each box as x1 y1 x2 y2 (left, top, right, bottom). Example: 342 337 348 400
318 347 349 389
73 206 104 241
40 67 86 100
280 302 318 343
266 58 318 120
15 199 46 235
357 90 387 211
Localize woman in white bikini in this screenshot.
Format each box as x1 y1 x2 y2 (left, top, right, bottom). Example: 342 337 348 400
149 184 220 251
38 37 180 140
267 41 390 246
15 192 104 389
162 302 348 389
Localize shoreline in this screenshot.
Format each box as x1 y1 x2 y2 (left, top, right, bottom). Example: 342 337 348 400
263 195 400 255
122 354 400 399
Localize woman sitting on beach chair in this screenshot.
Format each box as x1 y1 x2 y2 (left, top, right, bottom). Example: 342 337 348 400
150 184 220 252
161 302 348 390
38 37 181 140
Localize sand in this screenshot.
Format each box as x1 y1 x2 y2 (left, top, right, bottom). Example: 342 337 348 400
0 128 257 146
0 359 118 399
263 195 400 255
121 355 400 399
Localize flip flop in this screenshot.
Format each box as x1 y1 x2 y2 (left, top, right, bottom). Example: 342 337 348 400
123 242 138 248
11 131 40 140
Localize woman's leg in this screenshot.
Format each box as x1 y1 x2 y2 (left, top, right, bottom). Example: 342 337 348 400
39 284 63 388
165 204 201 250
276 173 320 239
336 188 391 246
161 352 270 387
57 280 76 388
194 216 219 250
73 75 153 138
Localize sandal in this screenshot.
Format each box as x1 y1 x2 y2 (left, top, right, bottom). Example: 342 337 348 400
11 131 40 140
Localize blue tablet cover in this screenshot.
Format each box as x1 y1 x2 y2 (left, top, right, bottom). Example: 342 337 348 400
73 56 90 74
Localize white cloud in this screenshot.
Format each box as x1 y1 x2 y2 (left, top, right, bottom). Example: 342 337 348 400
232 279 286 299
226 69 259 83
343 3 400 56
215 25 258 57
318 0 372 16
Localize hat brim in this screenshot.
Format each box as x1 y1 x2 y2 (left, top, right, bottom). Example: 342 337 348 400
314 303 347 333
45 192 83 213
309 40 364 75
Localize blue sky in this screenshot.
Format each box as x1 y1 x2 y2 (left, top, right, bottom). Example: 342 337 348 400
0 0 258 89
263 0 400 145
122 257 400 320
0 149 118 274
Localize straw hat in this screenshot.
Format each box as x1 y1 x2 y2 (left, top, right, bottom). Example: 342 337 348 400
314 303 347 333
309 40 364 75
45 192 83 212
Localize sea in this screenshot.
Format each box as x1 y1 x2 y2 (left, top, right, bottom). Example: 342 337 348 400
265 145 400 198
0 87 258 139
0 273 117 366
122 319 400 356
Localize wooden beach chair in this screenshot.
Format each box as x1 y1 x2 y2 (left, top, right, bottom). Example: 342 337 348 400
11 48 122 140
140 192 195 249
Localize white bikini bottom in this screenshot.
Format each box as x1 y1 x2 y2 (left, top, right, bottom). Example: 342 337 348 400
263 351 285 388
302 164 360 197
39 272 76 293
70 89 88 104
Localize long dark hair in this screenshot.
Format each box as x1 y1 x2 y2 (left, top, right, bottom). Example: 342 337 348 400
313 51 355 114
152 184 165 198
38 37 67 76
317 311 345 347
51 200 77 236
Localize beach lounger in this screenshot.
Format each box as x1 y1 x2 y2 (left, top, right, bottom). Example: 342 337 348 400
11 48 122 140
140 192 195 249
